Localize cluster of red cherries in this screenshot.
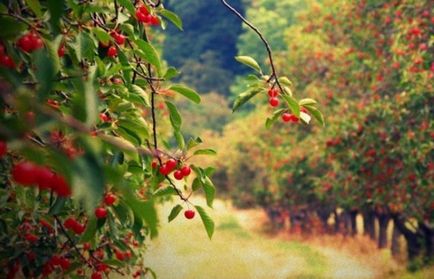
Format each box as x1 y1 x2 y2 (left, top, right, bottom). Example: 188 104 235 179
157 158 192 180
11 161 72 197
17 31 44 53
267 88 303 123
135 5 160 25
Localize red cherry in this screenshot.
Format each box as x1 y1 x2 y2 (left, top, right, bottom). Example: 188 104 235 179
25 233 38 243
104 193 117 206
0 44 4 55
51 174 71 197
268 88 278 97
99 113 111 122
181 166 191 177
96 263 108 272
150 16 160 26
0 55 15 69
26 251 36 262
83 242 91 250
11 161 38 186
64 217 77 230
73 223 86 234
165 159 177 171
95 207 107 219
59 257 70 270
111 31 125 45
139 6 150 15
0 141 7 157
136 11 147 23
151 161 158 169
281 113 292 122
91 272 103 279
269 97 279 107
33 37 44 50
300 107 308 113
289 114 299 123
58 44 66 57
36 166 54 190
115 250 125 261
18 35 33 52
184 210 195 219
107 46 117 57
174 170 184 180
159 165 169 176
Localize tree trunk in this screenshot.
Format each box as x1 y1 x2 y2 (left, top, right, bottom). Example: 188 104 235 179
391 221 401 259
421 222 434 262
333 210 340 234
362 210 376 241
317 209 331 234
377 213 390 249
392 215 423 262
349 210 358 236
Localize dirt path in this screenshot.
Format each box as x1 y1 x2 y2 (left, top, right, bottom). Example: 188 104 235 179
140 198 389 279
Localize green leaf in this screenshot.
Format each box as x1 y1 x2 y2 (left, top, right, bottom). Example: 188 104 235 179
169 84 201 104
47 0 64 34
193 149 217 156
92 27 112 46
165 101 182 131
232 88 262 112
299 112 311 124
164 67 180 80
265 108 285 129
130 85 150 106
278 77 293 87
126 195 158 238
136 39 161 75
153 187 177 197
0 16 27 40
26 0 43 17
168 205 183 222
235 56 262 73
282 94 300 117
203 177 216 208
71 153 105 214
195 206 215 239
304 105 325 126
174 130 185 149
84 66 98 126
299 98 317 106
79 217 97 243
187 137 203 150
117 0 135 15
48 197 67 215
160 9 183 31
34 42 60 99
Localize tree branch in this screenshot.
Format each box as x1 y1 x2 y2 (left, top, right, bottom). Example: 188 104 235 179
219 0 283 91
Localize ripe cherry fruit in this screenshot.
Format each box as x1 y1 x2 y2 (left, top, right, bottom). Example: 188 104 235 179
281 112 292 122
111 31 125 45
107 46 117 57
173 170 183 180
165 158 177 171
269 97 279 107
58 44 66 57
104 192 117 206
91 271 103 279
181 165 191 177
95 207 107 219
11 161 38 186
184 209 195 219
268 88 278 97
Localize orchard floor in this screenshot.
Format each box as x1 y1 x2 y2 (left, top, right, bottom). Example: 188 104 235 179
132 198 433 279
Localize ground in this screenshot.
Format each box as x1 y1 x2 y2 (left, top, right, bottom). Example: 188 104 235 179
138 198 433 279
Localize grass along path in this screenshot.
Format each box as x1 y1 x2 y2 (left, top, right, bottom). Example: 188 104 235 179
142 198 379 279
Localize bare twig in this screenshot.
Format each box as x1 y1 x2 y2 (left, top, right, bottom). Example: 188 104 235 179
219 0 284 91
